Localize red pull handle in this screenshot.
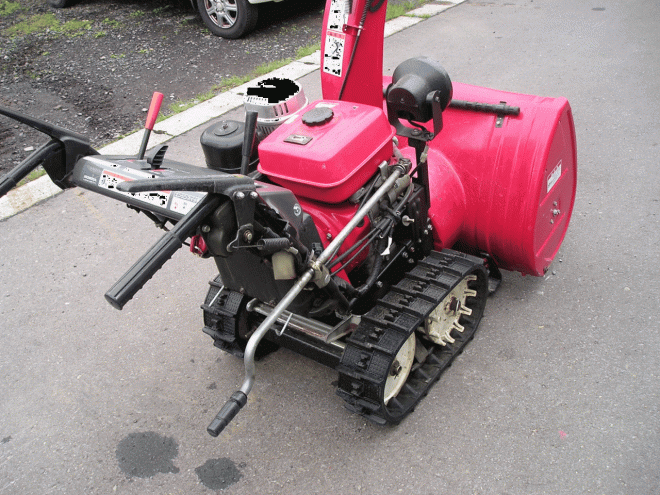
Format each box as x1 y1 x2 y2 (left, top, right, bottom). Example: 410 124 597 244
145 92 164 130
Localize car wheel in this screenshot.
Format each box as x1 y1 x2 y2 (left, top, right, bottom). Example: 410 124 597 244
196 0 258 39
48 0 77 7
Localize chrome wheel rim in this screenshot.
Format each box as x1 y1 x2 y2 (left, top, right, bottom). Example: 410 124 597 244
205 0 238 29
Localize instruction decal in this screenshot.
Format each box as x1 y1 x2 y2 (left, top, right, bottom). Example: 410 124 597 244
99 169 171 208
327 0 349 32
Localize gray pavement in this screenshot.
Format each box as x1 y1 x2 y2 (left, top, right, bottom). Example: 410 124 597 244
1 1 659 494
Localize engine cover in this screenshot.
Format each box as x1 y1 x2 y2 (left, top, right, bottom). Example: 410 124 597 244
257 101 394 203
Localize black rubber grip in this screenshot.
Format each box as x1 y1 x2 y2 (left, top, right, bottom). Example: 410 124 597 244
449 99 520 116
207 391 248 437
0 140 61 198
105 232 183 310
104 195 221 310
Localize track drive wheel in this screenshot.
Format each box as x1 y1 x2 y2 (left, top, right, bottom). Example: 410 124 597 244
337 250 489 425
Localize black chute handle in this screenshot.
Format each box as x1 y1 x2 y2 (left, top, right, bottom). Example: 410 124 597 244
104 194 222 310
240 110 259 176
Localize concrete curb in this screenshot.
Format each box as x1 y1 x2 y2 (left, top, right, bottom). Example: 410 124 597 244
0 0 465 221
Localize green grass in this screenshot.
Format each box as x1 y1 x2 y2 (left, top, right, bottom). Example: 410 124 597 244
295 42 320 59
17 166 46 187
386 0 427 21
60 19 91 36
3 13 58 36
0 1 21 16
102 18 122 28
158 52 313 122
2 13 92 38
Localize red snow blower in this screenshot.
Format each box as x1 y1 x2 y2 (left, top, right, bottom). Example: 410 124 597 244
0 0 576 436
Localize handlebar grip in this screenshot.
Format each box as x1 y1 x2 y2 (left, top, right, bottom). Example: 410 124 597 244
105 231 183 310
207 391 248 437
104 194 222 310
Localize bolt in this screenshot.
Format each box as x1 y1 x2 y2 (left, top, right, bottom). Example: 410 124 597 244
243 230 253 242
411 128 422 136
326 232 332 240
423 229 429 235
235 191 245 200
408 258 415 264
201 224 211 233
402 251 409 259
250 191 258 200
376 281 383 288
390 360 402 377
552 209 560 216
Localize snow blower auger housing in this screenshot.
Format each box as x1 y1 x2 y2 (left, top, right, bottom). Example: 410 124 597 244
0 0 577 437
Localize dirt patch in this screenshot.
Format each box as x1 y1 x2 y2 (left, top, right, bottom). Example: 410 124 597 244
0 0 325 174
0 0 421 176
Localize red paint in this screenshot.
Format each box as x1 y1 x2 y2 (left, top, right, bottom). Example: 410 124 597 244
297 197 371 281
320 0 387 107
258 101 394 204
145 92 164 130
387 79 577 276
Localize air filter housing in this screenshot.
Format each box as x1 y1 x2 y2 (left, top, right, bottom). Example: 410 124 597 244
244 77 307 138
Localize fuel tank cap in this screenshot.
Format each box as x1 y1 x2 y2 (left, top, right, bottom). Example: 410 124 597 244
302 107 334 126
213 121 240 136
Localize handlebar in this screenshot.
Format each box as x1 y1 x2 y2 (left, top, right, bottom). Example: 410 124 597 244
0 140 62 198
105 194 222 310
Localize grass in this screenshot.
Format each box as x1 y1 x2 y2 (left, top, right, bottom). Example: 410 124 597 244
386 0 428 21
16 166 46 187
2 12 92 38
102 18 121 28
295 42 320 59
157 44 322 122
0 1 21 16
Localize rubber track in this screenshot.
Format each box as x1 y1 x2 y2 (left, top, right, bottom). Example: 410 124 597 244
336 249 488 425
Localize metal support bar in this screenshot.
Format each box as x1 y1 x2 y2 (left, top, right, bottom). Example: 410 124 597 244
208 162 408 436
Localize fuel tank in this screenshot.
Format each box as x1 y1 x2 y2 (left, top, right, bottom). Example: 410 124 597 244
402 82 578 276
257 100 394 204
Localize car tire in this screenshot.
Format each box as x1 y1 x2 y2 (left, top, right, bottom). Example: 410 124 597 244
196 0 258 39
48 0 77 7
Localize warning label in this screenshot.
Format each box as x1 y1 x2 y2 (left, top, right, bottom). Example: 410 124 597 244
547 160 562 193
323 31 345 77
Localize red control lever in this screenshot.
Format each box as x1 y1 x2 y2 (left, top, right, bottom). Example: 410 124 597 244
138 92 164 160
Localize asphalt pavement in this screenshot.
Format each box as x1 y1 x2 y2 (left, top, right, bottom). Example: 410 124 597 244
1 0 659 494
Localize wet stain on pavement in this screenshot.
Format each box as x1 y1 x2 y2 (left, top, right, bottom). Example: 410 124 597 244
195 458 243 490
1 436 11 444
116 431 180 478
